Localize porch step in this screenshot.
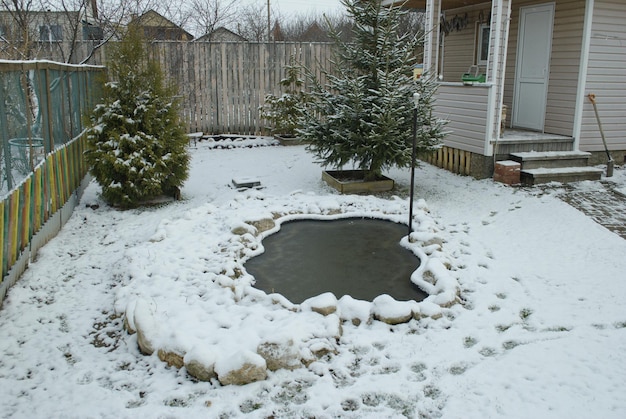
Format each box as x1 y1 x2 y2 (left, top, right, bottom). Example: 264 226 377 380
510 151 592 169
520 167 603 185
509 151 602 185
494 132 574 155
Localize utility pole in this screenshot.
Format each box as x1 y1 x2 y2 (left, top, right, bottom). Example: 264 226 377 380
267 0 271 41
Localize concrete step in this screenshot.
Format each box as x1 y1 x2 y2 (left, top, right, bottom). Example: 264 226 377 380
520 167 603 185
510 151 592 170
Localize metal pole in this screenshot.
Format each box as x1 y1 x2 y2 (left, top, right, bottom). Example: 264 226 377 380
408 93 420 237
267 0 271 41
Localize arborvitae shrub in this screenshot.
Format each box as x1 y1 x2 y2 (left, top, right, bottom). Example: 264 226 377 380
85 24 189 208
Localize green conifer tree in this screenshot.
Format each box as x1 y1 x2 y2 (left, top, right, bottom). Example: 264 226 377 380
300 0 446 181
85 24 189 208
259 56 308 136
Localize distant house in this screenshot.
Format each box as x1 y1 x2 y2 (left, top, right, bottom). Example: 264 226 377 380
386 0 626 182
0 6 102 61
301 22 329 42
131 10 193 41
271 21 331 42
195 27 246 42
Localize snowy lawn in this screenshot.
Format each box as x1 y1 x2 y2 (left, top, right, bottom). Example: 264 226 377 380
0 138 625 418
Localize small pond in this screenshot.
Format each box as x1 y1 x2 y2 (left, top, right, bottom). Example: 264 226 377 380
245 218 426 304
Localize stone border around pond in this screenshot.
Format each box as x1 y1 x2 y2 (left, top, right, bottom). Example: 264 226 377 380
121 205 461 386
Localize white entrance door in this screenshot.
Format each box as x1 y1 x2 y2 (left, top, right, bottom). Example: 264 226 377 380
512 3 555 131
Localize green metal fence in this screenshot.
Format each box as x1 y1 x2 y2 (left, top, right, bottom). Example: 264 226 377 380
0 60 104 300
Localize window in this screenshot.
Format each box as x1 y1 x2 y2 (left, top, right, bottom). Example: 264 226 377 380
477 23 490 65
0 24 7 39
83 23 103 41
39 24 63 42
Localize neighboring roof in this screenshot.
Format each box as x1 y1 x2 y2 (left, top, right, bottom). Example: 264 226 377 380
131 10 193 41
195 27 246 42
132 10 175 28
301 21 329 42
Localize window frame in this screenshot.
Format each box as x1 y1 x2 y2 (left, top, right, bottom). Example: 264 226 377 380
39 24 63 42
476 23 490 66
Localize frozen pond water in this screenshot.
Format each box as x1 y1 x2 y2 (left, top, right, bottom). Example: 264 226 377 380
245 218 426 303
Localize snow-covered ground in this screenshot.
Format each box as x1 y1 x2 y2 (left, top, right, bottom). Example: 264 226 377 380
0 138 625 419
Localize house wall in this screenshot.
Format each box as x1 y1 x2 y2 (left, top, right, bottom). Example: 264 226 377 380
579 0 626 160
441 1 585 138
503 0 585 137
0 11 88 61
433 83 491 154
440 3 492 81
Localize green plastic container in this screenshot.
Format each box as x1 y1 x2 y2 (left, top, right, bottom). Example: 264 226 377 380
462 73 486 83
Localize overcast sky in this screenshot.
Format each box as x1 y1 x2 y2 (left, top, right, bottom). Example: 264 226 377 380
253 0 345 19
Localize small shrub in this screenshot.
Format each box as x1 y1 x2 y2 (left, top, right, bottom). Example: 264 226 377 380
85 24 189 208
259 57 308 136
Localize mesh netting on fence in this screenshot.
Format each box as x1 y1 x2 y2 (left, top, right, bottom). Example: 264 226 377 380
1 61 103 194
1 60 104 287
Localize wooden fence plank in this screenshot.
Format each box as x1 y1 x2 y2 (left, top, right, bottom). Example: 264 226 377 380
0 201 4 278
7 189 19 266
47 154 58 214
33 166 43 232
20 178 32 250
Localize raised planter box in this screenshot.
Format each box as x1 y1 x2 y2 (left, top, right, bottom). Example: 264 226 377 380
275 134 303 146
322 170 394 194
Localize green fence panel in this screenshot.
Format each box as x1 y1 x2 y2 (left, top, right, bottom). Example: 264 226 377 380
1 61 104 282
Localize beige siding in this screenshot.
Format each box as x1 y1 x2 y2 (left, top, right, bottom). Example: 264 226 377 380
580 0 626 152
503 0 585 136
434 84 491 154
440 5 492 81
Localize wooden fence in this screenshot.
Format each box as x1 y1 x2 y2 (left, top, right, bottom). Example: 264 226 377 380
145 41 334 135
1 61 104 304
76 41 334 135
8 41 335 135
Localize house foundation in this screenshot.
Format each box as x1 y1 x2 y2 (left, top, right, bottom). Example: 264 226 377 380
587 150 626 166
424 146 494 179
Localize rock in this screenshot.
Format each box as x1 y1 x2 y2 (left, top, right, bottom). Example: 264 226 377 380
123 316 136 334
306 338 338 359
338 295 372 326
418 301 443 320
133 299 159 355
215 350 267 386
184 348 218 382
186 359 216 381
257 339 301 371
158 349 184 369
301 292 337 316
123 300 137 334
323 313 343 340
423 236 445 248
249 218 275 235
231 226 249 235
371 294 415 325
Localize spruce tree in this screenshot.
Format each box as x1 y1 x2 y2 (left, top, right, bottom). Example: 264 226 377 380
85 24 189 208
259 56 307 136
300 0 445 181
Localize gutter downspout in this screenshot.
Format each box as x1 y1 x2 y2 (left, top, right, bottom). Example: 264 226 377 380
572 0 594 151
